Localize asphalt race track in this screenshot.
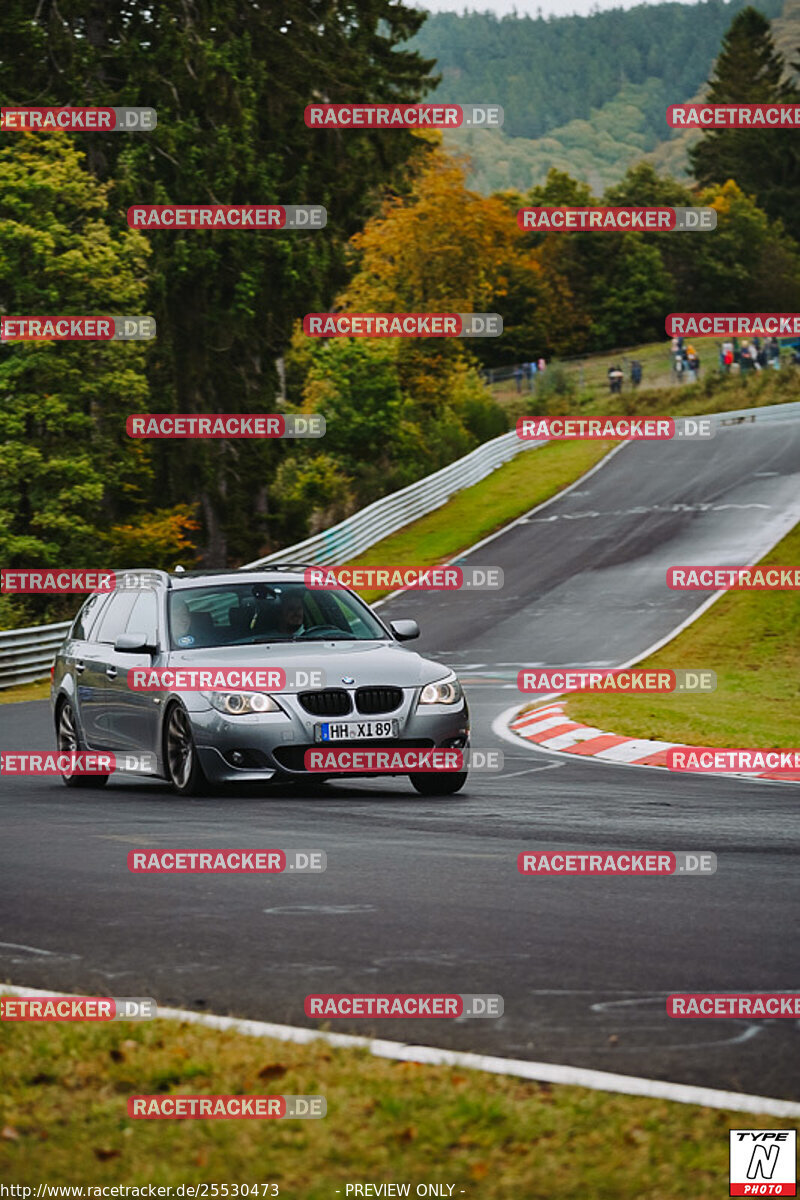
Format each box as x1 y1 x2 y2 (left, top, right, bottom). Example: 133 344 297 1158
2 419 799 1099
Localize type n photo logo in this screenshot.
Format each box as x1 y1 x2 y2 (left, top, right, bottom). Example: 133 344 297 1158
729 1130 796 1196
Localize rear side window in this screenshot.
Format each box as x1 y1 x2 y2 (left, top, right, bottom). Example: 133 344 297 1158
125 591 160 645
92 592 138 645
71 593 108 641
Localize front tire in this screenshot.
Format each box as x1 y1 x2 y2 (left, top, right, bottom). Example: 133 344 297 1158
56 700 109 789
164 703 208 796
409 771 468 796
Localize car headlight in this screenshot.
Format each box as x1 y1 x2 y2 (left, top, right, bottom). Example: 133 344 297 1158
417 673 463 707
209 692 281 715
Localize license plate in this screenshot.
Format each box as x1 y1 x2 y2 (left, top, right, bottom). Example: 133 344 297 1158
316 719 399 742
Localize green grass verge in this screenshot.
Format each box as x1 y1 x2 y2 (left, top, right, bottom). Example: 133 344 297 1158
0 1013 791 1195
565 522 800 747
0 679 50 704
346 439 615 602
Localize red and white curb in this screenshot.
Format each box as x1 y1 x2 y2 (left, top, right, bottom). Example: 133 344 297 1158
502 701 800 785
2 985 799 1117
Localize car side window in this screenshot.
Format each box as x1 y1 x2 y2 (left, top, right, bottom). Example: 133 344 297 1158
71 593 109 641
125 591 159 645
92 592 138 645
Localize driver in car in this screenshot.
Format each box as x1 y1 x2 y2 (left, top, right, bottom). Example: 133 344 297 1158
277 591 305 637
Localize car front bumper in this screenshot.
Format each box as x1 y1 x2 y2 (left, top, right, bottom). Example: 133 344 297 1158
190 691 470 784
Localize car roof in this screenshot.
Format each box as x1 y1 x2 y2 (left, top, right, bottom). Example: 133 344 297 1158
169 567 313 590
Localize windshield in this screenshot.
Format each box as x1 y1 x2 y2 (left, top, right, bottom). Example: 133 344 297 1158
168 582 388 650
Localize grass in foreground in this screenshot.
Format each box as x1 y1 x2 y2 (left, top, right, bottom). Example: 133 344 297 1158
0 1013 792 1196
346 438 614 601
0 679 51 704
565 523 800 748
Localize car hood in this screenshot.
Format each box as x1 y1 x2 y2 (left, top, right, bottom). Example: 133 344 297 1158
166 640 452 689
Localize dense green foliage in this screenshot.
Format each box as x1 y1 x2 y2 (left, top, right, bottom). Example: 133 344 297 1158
690 6 800 239
0 0 438 567
408 0 789 192
0 0 799 603
410 1 784 139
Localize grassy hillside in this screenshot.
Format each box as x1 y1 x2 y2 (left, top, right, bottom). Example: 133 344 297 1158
410 0 792 193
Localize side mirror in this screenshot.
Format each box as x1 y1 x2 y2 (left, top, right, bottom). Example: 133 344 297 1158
390 619 420 642
114 632 156 654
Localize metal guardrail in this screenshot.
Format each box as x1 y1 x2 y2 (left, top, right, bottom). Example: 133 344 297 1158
0 430 543 689
243 429 545 568
2 396 800 688
712 400 800 426
0 620 72 690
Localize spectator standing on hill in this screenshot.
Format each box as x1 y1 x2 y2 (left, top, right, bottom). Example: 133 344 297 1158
608 365 623 394
768 337 781 369
538 356 546 373
686 345 700 382
514 364 523 392
630 360 642 387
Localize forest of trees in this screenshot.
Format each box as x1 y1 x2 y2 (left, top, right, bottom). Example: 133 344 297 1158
0 0 799 625
409 0 789 190
410 0 787 139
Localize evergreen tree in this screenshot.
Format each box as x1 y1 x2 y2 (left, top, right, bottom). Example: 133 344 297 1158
0 1 437 565
690 7 800 241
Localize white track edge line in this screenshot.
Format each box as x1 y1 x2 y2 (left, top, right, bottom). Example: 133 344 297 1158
2 984 799 1117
